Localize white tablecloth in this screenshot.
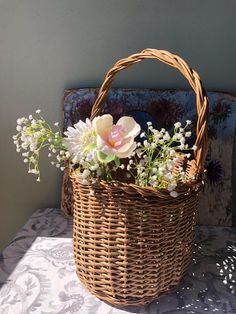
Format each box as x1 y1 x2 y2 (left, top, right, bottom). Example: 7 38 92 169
0 208 235 314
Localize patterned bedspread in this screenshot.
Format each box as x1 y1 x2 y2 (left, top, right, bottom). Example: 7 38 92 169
0 208 235 314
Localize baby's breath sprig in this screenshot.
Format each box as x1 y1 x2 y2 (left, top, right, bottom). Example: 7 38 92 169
127 120 196 197
13 110 66 181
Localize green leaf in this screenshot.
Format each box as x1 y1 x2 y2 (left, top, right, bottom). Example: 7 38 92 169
114 156 120 168
97 151 116 164
83 143 96 152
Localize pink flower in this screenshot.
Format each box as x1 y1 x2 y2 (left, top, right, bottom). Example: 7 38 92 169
93 114 140 158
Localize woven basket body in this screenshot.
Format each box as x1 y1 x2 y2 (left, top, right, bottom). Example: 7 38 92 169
71 49 208 306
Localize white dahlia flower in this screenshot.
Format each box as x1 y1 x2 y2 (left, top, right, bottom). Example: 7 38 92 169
63 118 97 165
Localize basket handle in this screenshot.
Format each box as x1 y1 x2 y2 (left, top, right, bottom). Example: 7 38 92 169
90 48 208 172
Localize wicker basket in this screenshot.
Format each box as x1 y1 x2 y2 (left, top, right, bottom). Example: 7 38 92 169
71 48 208 306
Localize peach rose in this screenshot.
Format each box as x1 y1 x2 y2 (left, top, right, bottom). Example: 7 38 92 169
92 114 140 159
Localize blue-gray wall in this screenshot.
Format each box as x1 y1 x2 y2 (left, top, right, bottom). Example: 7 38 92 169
0 0 236 250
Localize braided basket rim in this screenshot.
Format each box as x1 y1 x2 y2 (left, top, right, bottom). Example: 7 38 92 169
70 170 203 199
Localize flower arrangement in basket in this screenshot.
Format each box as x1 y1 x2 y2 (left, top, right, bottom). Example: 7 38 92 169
13 49 208 306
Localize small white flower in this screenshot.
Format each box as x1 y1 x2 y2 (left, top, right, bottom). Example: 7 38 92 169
72 156 78 164
192 145 197 151
169 149 176 157
180 137 185 145
56 163 60 168
48 153 52 157
179 171 185 181
31 169 39 174
17 118 23 125
52 149 56 153
16 125 22 132
30 145 37 152
127 164 131 171
65 152 71 158
170 191 178 198
60 166 65 171
23 158 28 163
164 173 174 180
174 133 183 140
186 153 191 158
186 120 191 125
54 122 59 126
152 167 157 174
96 169 102 176
82 179 89 185
90 164 99 171
29 115 33 120
81 169 90 179
163 132 170 141
31 120 37 127
21 142 28 149
140 132 145 138
36 109 41 114
174 122 181 128
51 161 55 165
147 121 152 126
143 140 149 147
120 164 125 170
167 183 177 191
185 131 191 137
159 166 166 176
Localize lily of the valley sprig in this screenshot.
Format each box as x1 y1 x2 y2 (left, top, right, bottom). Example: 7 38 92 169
13 110 196 197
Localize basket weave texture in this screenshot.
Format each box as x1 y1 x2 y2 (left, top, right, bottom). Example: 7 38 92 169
71 48 208 306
